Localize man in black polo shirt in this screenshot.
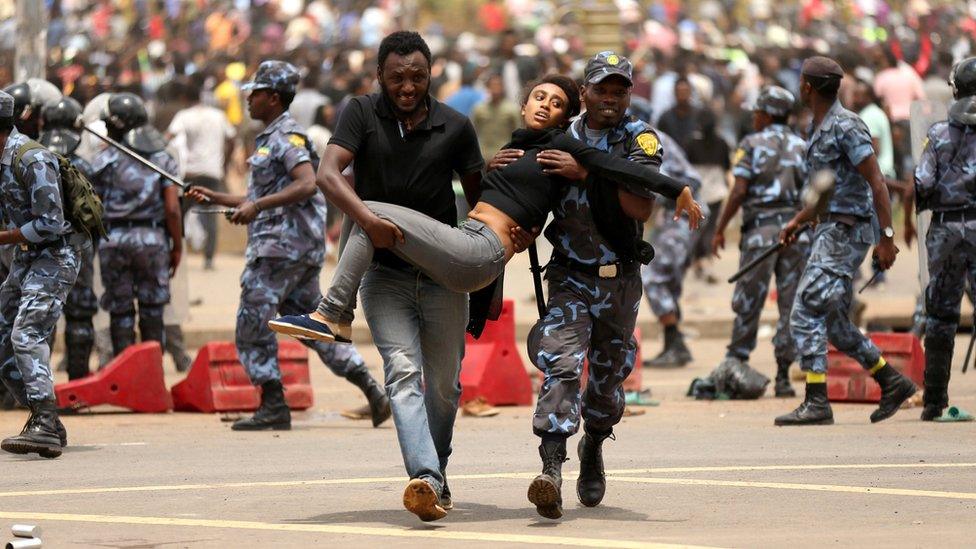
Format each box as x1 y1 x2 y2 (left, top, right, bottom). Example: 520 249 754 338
273 32 483 522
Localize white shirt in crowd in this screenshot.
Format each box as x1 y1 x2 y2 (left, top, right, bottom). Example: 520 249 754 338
167 103 236 180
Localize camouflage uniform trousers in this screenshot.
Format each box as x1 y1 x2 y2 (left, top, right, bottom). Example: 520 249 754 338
99 227 171 340
528 264 641 436
237 257 370 385
922 219 976 407
641 215 691 319
790 221 881 373
0 238 85 403
727 227 809 364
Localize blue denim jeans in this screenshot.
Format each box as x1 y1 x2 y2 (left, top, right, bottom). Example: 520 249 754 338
359 263 467 496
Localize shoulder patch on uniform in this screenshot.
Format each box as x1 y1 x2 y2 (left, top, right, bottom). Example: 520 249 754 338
636 133 659 156
921 137 929 151
733 147 746 164
288 134 306 148
256 146 271 156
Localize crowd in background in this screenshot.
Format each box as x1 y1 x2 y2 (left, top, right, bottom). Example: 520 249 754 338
0 0 974 266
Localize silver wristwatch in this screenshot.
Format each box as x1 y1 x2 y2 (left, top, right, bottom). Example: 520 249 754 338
882 226 895 239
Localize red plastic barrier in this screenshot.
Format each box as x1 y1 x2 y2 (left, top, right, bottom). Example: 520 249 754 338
171 341 313 412
827 332 925 403
460 300 533 406
55 342 172 413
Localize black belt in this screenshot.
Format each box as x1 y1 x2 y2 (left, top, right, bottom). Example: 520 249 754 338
106 219 163 230
549 252 638 279
932 208 976 224
18 234 71 253
742 212 796 232
820 213 870 226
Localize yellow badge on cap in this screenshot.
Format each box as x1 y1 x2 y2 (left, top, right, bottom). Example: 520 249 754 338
606 54 620 66
734 148 746 164
288 134 306 148
636 133 659 156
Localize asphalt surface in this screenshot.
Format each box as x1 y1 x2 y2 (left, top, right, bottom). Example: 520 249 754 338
2 335 975 548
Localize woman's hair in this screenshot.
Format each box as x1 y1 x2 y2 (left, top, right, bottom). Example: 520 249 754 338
521 74 581 126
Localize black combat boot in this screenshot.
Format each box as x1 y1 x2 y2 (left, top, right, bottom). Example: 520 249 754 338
1 399 63 458
346 369 391 427
774 360 796 398
527 438 567 519
921 336 951 422
870 364 917 423
577 428 614 507
109 314 136 356
645 326 693 368
232 380 291 431
65 318 94 381
138 308 166 346
774 382 833 426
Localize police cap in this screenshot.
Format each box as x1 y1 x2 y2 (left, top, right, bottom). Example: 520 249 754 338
749 86 795 117
241 60 300 95
584 51 633 86
800 56 844 79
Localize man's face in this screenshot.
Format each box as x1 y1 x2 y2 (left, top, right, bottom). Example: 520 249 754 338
799 76 813 106
487 76 505 101
246 88 276 120
582 76 631 129
851 84 870 111
378 51 430 115
752 110 771 132
675 81 692 106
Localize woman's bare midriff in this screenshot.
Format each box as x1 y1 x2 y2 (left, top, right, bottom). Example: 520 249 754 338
467 202 518 261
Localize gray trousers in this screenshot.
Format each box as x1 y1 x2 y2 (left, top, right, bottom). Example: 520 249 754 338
318 201 506 324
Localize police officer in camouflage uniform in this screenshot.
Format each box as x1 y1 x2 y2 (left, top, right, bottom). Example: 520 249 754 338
90 93 182 357
641 131 704 368
187 60 390 432
494 53 697 519
914 56 976 421
776 56 915 426
711 86 809 397
0 90 88 458
40 97 98 380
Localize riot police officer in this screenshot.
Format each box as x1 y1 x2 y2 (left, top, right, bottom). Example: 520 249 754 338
914 56 976 421
89 93 182 356
2 79 63 139
712 86 809 397
186 60 390 432
39 97 98 380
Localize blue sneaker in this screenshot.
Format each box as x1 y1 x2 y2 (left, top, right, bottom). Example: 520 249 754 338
268 314 352 343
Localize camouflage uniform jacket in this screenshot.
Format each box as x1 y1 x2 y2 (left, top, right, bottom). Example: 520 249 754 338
732 123 807 225
90 146 177 222
0 127 72 242
545 114 663 265
246 112 326 266
915 120 976 212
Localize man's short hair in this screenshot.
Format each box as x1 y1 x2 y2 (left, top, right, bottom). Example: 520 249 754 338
378 31 432 69
276 90 295 109
771 113 790 125
805 74 841 98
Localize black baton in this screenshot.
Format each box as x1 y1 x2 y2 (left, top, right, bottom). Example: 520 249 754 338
82 125 189 190
528 243 546 319
728 224 811 284
963 318 976 375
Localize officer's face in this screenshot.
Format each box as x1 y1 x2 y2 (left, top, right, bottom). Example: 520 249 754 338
247 88 277 120
752 110 771 131
799 77 813 106
521 83 570 131
582 76 631 129
379 51 430 115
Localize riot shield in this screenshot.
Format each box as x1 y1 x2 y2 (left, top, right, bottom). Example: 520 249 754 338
910 99 948 291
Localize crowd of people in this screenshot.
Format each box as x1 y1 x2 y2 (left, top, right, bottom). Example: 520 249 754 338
0 0 974 527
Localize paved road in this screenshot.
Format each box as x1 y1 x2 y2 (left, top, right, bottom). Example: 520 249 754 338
2 337 974 548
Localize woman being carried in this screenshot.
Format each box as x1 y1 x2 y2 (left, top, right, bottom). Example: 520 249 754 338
270 74 703 343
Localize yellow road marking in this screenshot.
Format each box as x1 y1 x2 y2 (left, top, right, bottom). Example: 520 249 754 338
612 477 976 500
1 462 973 499
0 511 714 549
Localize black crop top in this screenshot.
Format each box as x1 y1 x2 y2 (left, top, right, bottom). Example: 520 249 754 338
480 128 685 229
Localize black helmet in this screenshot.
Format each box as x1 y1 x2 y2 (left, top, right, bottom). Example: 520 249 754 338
3 82 31 119
949 57 976 125
40 98 84 155
101 92 148 132
950 57 976 99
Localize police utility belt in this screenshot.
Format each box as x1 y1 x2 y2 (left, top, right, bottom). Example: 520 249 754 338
18 233 78 253
818 213 871 226
931 208 976 225
742 211 797 232
550 252 638 279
